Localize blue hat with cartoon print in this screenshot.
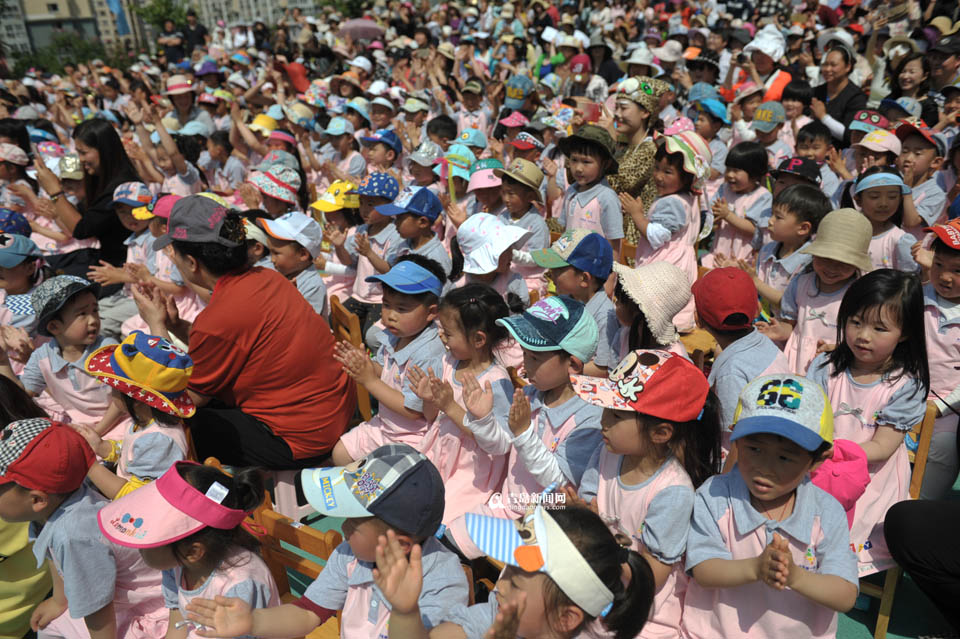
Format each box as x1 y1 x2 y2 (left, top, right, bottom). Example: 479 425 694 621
301 443 444 538
0 209 30 237
348 172 400 200
0 232 41 268
497 296 599 364
731 374 834 451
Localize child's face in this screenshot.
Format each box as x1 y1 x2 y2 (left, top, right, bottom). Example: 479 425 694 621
796 137 830 162
451 176 469 199
392 212 428 240
931 248 960 301
342 516 388 562
856 185 901 226
0 260 34 294
206 138 224 160
381 288 437 339
462 91 482 111
0 483 44 522
812 256 857 287
494 566 551 639
266 237 310 276
504 125 523 141
755 126 782 145
49 291 100 347
501 180 536 215
0 161 17 180
367 143 393 168
854 147 891 175
741 94 763 121
767 205 807 244
600 408 645 456
653 156 684 196
263 195 290 218
944 92 960 115
473 185 503 210
568 151 604 187
148 217 167 238
438 306 474 360
724 167 754 193
115 204 150 233
613 290 640 329
844 304 904 369
522 349 573 393
333 133 353 154
155 145 174 174
410 162 436 185
324 208 349 231
550 265 588 297
63 178 85 201
782 99 803 120
370 104 393 130
139 545 180 571
358 195 390 225
735 433 816 504
898 134 942 182
694 113 720 141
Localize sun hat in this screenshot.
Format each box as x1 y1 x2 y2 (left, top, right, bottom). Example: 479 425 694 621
558 124 618 173
882 35 917 61
0 143 28 166
731 374 834 451
895 117 948 157
361 129 403 156
268 129 297 148
164 74 197 96
572 349 709 422
348 56 373 74
84 331 196 417
695 98 730 124
433 144 476 186
249 165 301 205
402 97 430 113
504 74 536 110
661 131 713 193
0 418 95 493
311 180 359 212
324 116 355 137
849 110 890 134
331 72 365 97
651 39 683 62
854 172 911 195
458 128 488 149
0 232 41 268
98 461 251 548
467 158 504 192
349 172 400 200
531 229 613 280
265 104 286 122
195 60 219 76
569 53 592 75
770 157 822 186
283 102 314 128
31 275 96 337
743 23 786 62
153 194 240 251
59 154 84 180
230 51 251 66
408 140 444 168
733 81 763 104
691 267 758 331
302 443 444 538
370 96 396 113
494 158 544 201
197 92 218 106
132 193 182 221
750 101 786 132
376 185 444 221
457 213 533 274
256 149 299 172
366 260 444 298
612 261 690 345
799 208 873 273
615 75 659 113
258 211 324 258
0 209 31 237
345 97 371 123
498 296 599 363
437 42 456 60
248 114 278 136
857 129 904 155
499 111 530 128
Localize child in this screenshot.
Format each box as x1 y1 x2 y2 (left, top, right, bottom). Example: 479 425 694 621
611 261 692 359
455 77 492 134
311 180 361 309
0 144 35 214
21 276 128 438
532 229 619 374
258 211 328 316
377 186 453 278
853 168 920 272
426 115 458 151
0 233 45 368
683 375 859 638
808 269 929 576
836 129 902 207
796 121 841 202
693 98 730 201
411 284 516 523
246 165 302 219
205 131 246 195
77 330 192 499
494 158 550 299
360 129 402 174
0 418 167 639
693 267 791 457
406 140 443 196
332 258 448 464
730 82 764 146
896 118 948 239
780 80 814 156
764 209 873 374
466 158 506 217
318 117 366 191
558 125 624 260
456 213 531 310
99 461 278 637
751 101 793 169
184 444 469 638
573 349 722 638
623 131 711 331
703 142 772 269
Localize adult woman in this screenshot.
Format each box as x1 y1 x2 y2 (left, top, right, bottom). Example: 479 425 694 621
741 23 793 101
33 119 138 279
888 52 939 127
135 195 355 468
812 45 868 145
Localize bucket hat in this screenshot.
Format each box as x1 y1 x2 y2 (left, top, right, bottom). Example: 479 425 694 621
800 208 873 273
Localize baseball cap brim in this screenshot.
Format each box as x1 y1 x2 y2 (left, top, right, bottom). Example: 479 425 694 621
750 121 780 133
496 314 562 352
301 466 375 517
114 197 149 208
925 224 960 248
529 247 570 268
365 269 443 297
508 140 537 150
504 97 525 110
258 217 298 241
153 234 174 250
374 203 410 217
730 415 826 451
97 475 203 548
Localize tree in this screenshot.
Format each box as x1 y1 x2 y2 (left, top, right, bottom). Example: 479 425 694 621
133 0 189 30
11 32 112 76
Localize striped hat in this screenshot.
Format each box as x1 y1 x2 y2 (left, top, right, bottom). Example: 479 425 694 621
661 130 712 193
249 165 301 205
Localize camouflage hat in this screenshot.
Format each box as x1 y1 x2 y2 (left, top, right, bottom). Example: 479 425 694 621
557 124 619 174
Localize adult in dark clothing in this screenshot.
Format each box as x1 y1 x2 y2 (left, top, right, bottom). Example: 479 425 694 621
886 52 940 128
588 34 624 87
32 119 139 291
157 19 185 63
811 45 867 146
182 9 209 56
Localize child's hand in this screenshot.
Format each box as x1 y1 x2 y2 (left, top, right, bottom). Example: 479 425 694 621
185 596 253 638
542 157 559 179
736 257 757 278
1 326 33 362
34 199 57 219
237 183 261 209
487 137 504 159
900 164 915 187
7 182 37 205
712 253 739 269
507 387 531 436
483 591 526 639
911 241 934 269
333 340 377 385
462 372 494 420
407 365 438 405
30 598 68 631
71 423 112 458
124 262 150 282
373 529 424 616
755 316 790 342
757 536 789 590
619 192 645 220
428 376 456 414
815 339 837 355
314 254 327 270
729 103 742 122
88 260 131 285
560 485 600 514
354 232 372 258
711 199 732 221
323 225 348 248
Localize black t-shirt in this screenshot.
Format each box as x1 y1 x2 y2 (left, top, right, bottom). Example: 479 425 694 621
159 28 185 63
183 23 208 55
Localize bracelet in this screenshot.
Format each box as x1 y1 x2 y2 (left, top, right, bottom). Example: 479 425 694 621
49 191 65 202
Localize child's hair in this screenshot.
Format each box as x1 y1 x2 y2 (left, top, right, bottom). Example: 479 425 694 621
639 391 722 487
448 237 465 283
781 80 813 107
796 120 832 147
653 144 694 193
773 183 830 233
824 269 930 394
562 139 614 173
173 463 264 568
726 141 768 181
172 134 203 166
172 213 248 276
426 115 458 141
854 165 905 226
614 280 664 351
0 376 47 424
393 254 447 305
120 393 182 427
439 283 510 353
542 506 656 639
210 130 233 155
933 236 960 258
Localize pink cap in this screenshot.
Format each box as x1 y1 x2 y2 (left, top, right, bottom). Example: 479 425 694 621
467 168 502 192
499 111 530 128
98 461 248 548
153 194 181 220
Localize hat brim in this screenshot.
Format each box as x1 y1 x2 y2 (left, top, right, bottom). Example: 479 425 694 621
493 170 544 202
926 225 960 249
84 346 196 418
114 198 150 208
570 373 639 411
530 247 569 268
301 466 376 517
800 242 873 273
496 314 563 352
730 415 825 451
98 478 206 548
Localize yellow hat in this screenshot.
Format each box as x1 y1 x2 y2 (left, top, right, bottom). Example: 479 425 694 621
249 114 278 135
311 180 360 212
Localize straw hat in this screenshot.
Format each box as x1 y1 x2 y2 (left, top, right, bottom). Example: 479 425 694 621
164 74 197 96
612 261 690 346
800 208 873 273
493 158 544 202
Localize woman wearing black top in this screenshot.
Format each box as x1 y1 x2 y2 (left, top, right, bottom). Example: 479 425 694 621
33 119 139 290
887 52 940 128
811 45 868 146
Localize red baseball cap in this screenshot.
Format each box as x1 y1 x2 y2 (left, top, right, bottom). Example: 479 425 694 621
0 418 95 493
692 267 758 330
926 219 960 249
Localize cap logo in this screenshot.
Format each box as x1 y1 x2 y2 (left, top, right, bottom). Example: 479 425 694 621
756 378 803 411
319 476 338 509
506 85 526 100
109 512 147 539
350 468 383 505
206 206 227 229
527 298 569 324
785 158 804 171
172 227 188 239
609 350 668 403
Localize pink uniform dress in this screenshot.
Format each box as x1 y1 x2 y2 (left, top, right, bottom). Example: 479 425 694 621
867 226 919 272
808 354 926 576
500 208 549 300
780 271 853 375
701 184 772 269
634 193 701 331
161 165 204 197
323 226 358 309
756 241 812 319
318 150 366 193
348 223 401 305
28 209 101 257
924 284 960 439
456 108 490 135
419 353 514 523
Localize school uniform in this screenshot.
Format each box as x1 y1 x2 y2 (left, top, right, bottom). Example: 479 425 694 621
113 418 188 492
764 139 793 170
161 164 203 197
820 164 841 202
756 241 813 315
344 223 402 345
682 471 858 639
705 138 728 202
394 235 453 277
868 226 919 272
214 155 247 192
907 178 947 240
559 179 624 241
586 289 622 370
780 271 852 375
702 184 772 269
499 207 549 298
294 265 329 316
99 230 155 339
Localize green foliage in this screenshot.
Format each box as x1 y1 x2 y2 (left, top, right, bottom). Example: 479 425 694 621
133 0 189 30
10 32 131 76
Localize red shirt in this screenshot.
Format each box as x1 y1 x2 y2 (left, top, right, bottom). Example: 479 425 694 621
188 268 355 458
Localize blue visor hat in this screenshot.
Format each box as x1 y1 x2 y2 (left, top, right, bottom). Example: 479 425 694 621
365 260 443 297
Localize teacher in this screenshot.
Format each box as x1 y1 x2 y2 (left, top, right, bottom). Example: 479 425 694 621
811 44 868 146
135 194 356 468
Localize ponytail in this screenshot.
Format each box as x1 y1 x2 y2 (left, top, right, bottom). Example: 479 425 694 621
673 390 722 488
439 283 511 351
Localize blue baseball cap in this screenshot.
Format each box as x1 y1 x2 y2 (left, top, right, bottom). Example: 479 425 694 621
346 98 371 123
376 185 443 221
688 82 720 104
361 129 403 156
750 101 786 133
0 232 41 268
0 208 31 236
697 98 730 125
496 296 599 363
112 182 153 208
348 172 400 200
324 116 355 136
458 128 488 149
365 260 444 297
504 75 535 110
530 229 613 280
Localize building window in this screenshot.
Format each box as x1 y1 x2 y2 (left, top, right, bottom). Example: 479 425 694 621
47 3 59 11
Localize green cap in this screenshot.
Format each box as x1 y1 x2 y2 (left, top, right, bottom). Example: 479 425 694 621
557 124 619 174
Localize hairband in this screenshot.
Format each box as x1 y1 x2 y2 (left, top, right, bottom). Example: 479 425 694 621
854 172 911 195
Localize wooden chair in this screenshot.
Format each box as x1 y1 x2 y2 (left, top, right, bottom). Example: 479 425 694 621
618 240 637 267
549 230 561 245
329 296 373 423
528 290 540 305
860 401 938 639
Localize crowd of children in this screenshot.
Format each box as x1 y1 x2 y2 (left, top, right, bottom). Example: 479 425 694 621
5 0 960 637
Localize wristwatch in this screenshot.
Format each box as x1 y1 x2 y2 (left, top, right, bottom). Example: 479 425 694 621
50 191 65 203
